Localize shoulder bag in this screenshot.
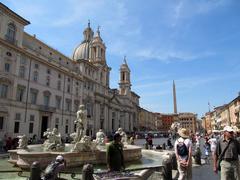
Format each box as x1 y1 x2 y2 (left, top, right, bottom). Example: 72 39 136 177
217 140 231 171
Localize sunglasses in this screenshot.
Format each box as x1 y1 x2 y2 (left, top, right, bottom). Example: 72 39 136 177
228 131 234 134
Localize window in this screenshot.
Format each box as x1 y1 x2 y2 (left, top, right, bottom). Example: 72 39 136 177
55 96 61 109
30 115 35 121
19 66 25 78
16 86 25 102
46 76 50 86
29 122 33 133
33 71 38 82
30 90 38 104
34 64 39 69
15 113 21 120
44 95 50 106
68 78 70 82
67 84 70 93
76 87 78 96
55 118 59 129
0 84 8 98
65 125 68 134
57 81 61 90
6 23 16 43
74 100 79 112
55 118 59 124
86 103 92 118
47 69 51 74
58 74 61 79
0 117 4 130
66 99 71 111
20 56 26 65
14 121 20 133
4 63 10 72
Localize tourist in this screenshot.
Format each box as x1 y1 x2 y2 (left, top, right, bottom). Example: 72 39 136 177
146 134 153 149
42 155 66 180
106 133 125 171
213 126 240 179
208 133 217 158
174 128 192 180
167 138 173 149
6 137 12 151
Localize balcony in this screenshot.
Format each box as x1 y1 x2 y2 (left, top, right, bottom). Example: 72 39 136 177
38 105 56 113
5 35 18 45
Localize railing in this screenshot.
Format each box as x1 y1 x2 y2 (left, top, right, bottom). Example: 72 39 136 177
4 35 18 45
38 105 56 113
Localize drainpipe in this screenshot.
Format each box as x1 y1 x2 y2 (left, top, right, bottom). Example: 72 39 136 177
61 74 66 126
24 59 32 123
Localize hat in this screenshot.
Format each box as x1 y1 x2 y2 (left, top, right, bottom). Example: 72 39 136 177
178 128 189 138
223 126 234 132
113 133 121 140
56 155 64 162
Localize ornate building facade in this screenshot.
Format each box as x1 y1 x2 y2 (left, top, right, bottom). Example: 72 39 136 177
0 3 140 139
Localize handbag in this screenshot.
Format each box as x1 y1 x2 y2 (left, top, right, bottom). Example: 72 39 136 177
216 140 231 171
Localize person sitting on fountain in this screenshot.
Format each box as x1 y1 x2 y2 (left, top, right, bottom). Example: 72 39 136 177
43 155 66 180
106 133 125 172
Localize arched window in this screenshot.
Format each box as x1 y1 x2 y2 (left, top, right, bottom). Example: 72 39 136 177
6 23 16 43
33 71 38 82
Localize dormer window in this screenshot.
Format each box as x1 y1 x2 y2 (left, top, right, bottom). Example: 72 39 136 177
6 23 16 43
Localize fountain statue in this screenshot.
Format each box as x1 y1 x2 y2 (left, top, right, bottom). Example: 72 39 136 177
43 128 64 151
95 129 106 146
116 127 128 145
72 105 87 143
70 105 97 152
17 135 28 149
8 105 142 169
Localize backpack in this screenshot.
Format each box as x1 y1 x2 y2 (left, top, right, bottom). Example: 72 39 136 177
43 162 60 180
177 140 188 156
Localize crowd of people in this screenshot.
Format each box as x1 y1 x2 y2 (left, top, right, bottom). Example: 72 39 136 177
174 126 240 180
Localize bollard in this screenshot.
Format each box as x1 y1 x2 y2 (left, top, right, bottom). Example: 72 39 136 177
29 161 41 180
170 153 178 170
145 143 149 149
162 158 172 180
82 164 94 180
194 147 201 165
162 143 166 150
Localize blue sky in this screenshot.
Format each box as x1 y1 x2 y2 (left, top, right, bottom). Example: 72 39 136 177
2 0 240 117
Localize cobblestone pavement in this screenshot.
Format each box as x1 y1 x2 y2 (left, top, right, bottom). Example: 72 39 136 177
192 159 220 180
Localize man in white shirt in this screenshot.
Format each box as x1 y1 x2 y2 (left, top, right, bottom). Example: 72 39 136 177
174 128 192 180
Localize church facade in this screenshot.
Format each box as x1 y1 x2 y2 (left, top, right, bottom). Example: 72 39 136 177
0 3 140 139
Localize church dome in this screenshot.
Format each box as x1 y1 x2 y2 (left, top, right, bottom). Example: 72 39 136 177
72 42 91 61
72 21 93 61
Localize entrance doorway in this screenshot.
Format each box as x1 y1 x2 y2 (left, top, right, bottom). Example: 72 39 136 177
41 116 48 138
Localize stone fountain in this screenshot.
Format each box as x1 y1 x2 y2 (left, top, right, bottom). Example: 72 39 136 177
8 105 142 169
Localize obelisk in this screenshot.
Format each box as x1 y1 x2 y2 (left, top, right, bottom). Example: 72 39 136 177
173 80 177 114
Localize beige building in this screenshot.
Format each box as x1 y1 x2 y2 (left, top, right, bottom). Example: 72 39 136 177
138 108 156 131
178 112 197 133
202 94 240 132
0 3 140 139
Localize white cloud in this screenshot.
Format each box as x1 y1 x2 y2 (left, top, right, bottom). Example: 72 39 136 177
135 48 215 63
169 0 229 27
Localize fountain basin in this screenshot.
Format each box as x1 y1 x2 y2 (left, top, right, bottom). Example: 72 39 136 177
8 144 142 169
